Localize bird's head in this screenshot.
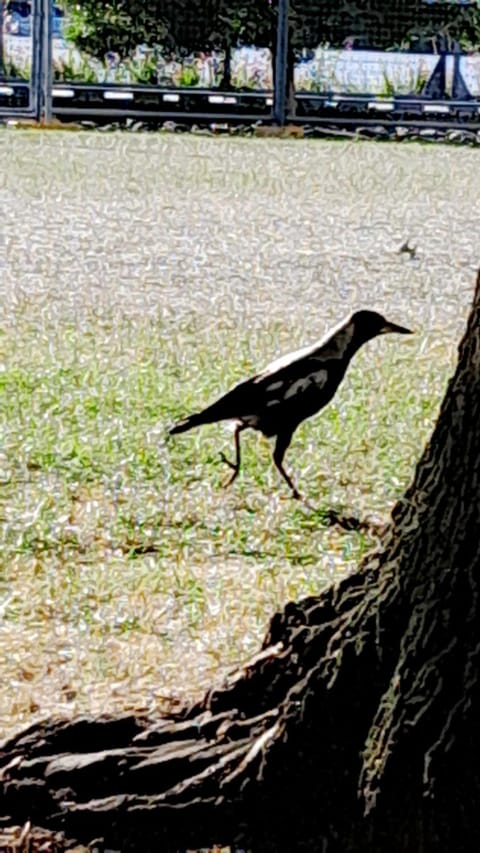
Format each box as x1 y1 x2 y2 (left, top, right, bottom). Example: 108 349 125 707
351 310 413 342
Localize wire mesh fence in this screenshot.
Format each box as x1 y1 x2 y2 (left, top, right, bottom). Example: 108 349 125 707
1 0 276 90
2 0 480 123
291 0 480 100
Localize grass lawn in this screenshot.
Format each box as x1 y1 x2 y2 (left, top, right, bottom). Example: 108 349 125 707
0 129 477 742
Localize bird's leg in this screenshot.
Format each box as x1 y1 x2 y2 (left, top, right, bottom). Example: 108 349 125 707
273 432 301 500
220 424 245 488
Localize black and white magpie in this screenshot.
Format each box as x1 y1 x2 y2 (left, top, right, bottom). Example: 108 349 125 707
168 310 413 499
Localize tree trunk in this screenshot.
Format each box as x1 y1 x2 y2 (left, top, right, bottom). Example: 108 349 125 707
2 273 480 852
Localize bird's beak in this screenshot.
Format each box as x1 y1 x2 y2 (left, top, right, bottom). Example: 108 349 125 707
380 321 413 335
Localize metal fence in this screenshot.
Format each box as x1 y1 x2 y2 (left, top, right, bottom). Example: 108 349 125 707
2 0 480 127
0 0 41 117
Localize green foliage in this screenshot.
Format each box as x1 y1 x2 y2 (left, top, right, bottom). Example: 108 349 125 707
179 61 200 87
1 57 30 80
52 52 99 83
128 50 159 84
56 0 480 74
60 0 277 61
62 1 170 57
290 0 480 52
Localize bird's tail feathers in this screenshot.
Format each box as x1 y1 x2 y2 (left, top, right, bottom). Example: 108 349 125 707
169 391 241 435
168 412 206 435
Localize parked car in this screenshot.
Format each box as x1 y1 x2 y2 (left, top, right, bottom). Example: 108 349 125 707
2 1 64 38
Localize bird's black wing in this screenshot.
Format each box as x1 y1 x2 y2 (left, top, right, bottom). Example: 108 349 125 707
170 349 343 436
251 356 345 433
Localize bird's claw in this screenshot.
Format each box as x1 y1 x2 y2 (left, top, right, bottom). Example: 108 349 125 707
219 451 237 472
222 469 240 489
219 452 240 488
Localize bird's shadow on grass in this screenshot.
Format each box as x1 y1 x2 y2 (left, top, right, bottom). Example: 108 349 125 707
295 500 388 538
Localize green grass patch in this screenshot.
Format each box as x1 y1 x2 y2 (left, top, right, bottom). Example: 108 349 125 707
0 307 448 593
0 130 470 740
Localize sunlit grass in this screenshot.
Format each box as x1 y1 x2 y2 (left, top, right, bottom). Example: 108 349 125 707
0 301 452 738
0 129 474 741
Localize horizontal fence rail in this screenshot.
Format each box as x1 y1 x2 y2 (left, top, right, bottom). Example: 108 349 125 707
48 83 274 123
2 0 480 129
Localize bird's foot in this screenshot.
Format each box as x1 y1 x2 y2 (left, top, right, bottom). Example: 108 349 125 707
222 469 239 489
219 453 240 489
219 451 237 472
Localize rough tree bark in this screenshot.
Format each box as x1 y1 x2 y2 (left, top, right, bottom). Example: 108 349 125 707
2 272 480 852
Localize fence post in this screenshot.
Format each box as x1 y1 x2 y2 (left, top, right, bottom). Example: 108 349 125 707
29 0 41 119
40 0 52 123
0 0 3 75
273 0 289 125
